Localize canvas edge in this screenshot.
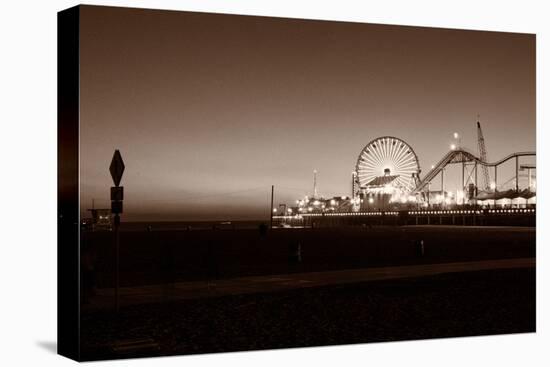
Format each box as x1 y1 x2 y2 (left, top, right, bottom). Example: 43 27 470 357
57 4 81 362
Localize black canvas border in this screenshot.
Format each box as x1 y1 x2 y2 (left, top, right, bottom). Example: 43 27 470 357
57 5 80 361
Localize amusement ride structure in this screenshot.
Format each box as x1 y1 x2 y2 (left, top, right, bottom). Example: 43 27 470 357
354 136 421 193
351 121 536 210
290 120 536 217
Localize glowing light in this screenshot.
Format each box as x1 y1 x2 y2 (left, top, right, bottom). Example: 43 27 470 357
431 164 435 169
287 208 293 213
273 208 277 213
450 144 456 150
308 207 313 212
453 132 459 139
330 199 336 206
368 197 374 204
490 182 496 190
313 200 320 206
382 184 394 194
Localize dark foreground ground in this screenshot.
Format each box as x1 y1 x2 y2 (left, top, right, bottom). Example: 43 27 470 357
83 226 535 287
79 226 535 360
80 267 535 361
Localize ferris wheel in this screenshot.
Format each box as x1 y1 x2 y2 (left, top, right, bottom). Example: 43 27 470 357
355 136 420 192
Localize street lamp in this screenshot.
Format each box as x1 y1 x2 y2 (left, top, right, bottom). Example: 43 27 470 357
453 132 461 148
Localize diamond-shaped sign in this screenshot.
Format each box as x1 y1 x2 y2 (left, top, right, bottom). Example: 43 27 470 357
109 150 125 187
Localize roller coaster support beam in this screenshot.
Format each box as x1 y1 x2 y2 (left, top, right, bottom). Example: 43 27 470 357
441 169 444 195
494 165 498 207
516 156 519 192
474 162 478 205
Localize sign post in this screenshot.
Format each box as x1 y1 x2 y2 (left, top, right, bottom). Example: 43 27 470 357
110 150 125 312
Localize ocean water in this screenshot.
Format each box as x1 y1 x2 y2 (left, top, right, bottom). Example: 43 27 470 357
119 220 268 231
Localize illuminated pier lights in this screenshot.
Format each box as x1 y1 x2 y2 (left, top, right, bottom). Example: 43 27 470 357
284 132 536 215
294 195 353 215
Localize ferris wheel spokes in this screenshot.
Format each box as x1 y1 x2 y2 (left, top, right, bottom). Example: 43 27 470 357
354 136 420 192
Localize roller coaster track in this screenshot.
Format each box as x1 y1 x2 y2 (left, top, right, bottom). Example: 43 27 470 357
413 149 535 193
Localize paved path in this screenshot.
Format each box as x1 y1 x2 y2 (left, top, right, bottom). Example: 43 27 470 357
84 257 535 311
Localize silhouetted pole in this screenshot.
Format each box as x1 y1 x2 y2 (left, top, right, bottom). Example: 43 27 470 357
313 170 318 198
109 149 125 313
114 214 120 312
270 185 274 229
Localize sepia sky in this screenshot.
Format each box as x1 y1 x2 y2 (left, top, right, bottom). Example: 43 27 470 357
78 5 535 221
